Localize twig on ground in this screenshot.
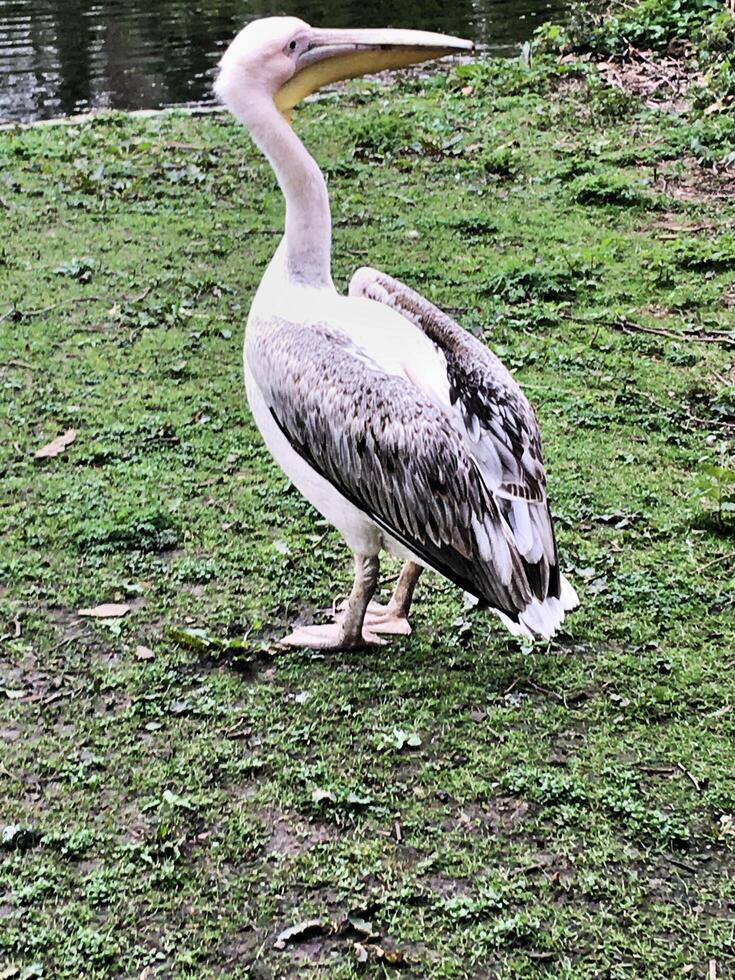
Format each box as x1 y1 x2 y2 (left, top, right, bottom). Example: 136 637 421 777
1 360 33 370
24 296 102 317
563 311 734 348
676 762 702 793
124 285 152 303
42 690 67 706
699 552 734 571
666 856 699 874
46 632 83 655
637 763 678 775
0 618 21 643
511 862 550 878
706 704 732 719
2 296 103 321
223 720 252 739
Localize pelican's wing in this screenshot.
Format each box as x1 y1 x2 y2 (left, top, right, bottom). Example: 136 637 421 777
349 267 578 633
249 315 575 637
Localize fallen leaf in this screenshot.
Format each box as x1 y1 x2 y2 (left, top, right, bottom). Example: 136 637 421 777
19 965 44 980
162 789 193 810
274 919 326 949
346 792 373 809
135 645 155 660
1 825 41 851
311 788 336 805
169 626 217 650
34 428 76 459
3 689 27 701
78 603 131 619
360 943 407 965
391 728 421 750
168 700 191 715
348 916 377 939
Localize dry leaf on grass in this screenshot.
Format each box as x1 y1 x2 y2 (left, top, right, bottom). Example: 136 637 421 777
273 919 327 949
34 428 77 459
354 942 407 965
78 603 131 619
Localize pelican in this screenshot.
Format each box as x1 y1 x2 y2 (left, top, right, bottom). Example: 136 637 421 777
214 17 578 649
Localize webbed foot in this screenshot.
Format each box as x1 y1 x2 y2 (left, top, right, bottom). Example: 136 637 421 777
280 622 386 650
336 600 412 636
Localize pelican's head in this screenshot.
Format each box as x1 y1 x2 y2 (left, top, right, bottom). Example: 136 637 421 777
215 16 473 121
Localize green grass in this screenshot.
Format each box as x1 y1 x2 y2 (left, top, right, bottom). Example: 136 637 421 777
1 50 734 979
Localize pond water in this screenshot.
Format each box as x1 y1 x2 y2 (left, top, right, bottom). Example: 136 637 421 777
0 0 566 124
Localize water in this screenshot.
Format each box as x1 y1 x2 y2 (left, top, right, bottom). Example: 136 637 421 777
0 0 566 124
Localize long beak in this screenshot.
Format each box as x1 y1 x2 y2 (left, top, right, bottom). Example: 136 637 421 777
275 27 474 114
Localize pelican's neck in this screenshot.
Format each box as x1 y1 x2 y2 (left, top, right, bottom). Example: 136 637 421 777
243 98 333 288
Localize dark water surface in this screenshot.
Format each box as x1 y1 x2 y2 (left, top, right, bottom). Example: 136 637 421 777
0 0 566 123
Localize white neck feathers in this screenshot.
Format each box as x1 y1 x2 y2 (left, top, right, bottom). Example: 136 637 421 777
218 82 333 288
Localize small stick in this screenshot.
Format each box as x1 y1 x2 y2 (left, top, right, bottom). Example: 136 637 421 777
0 618 21 642
2 360 33 370
676 762 702 793
562 311 735 348
666 856 699 874
21 295 102 318
45 633 81 655
699 553 734 571
706 704 732 719
124 285 152 303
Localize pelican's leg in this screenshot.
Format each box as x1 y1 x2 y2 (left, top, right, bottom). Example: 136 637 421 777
337 560 423 635
280 554 385 650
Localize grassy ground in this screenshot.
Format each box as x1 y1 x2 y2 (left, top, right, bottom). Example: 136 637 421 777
1 47 734 980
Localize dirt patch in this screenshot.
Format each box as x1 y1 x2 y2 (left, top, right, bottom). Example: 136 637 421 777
422 873 472 899
594 46 703 113
650 215 735 236
655 163 735 203
264 810 339 858
437 797 534 836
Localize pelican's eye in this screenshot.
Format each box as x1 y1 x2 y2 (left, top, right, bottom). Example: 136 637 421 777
288 39 297 51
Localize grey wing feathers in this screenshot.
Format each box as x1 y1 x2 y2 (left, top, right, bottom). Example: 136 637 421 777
349 266 566 611
249 318 540 621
